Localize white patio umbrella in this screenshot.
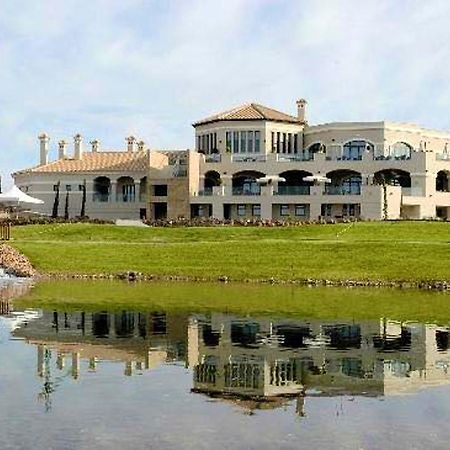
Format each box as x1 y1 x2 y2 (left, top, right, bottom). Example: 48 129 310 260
0 185 44 205
257 175 286 184
303 174 331 184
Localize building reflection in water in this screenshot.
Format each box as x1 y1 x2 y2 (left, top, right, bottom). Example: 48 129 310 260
10 310 450 416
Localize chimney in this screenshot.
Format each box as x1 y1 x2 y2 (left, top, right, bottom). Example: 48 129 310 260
126 135 136 152
74 134 83 159
137 140 145 152
58 140 67 159
296 99 307 122
38 133 50 166
90 139 100 152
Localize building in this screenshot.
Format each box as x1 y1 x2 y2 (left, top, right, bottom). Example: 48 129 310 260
13 99 450 221
13 135 151 220
189 100 450 221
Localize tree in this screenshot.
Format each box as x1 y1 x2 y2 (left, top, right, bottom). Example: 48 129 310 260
80 179 87 218
51 181 60 218
64 190 70 220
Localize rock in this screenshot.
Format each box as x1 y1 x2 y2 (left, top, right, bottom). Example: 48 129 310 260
0 244 36 277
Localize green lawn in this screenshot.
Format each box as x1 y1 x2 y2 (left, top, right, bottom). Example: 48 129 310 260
9 221 450 282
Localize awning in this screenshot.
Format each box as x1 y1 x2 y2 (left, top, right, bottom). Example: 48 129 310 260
257 175 286 184
0 185 44 205
303 174 331 184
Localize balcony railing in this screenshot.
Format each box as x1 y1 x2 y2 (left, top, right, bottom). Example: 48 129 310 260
197 189 213 196
374 154 411 161
232 187 261 196
275 185 310 195
205 154 221 163
231 155 266 163
436 153 450 161
276 154 313 162
173 167 188 177
324 186 361 195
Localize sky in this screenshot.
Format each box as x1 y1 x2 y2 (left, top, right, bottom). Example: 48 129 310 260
2 0 450 187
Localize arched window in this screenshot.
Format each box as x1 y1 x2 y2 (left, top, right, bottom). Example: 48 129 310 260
342 140 373 161
93 176 111 202
232 171 264 195
391 142 412 160
326 170 362 195
116 176 135 202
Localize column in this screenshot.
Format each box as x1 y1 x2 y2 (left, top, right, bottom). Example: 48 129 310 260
71 352 80 380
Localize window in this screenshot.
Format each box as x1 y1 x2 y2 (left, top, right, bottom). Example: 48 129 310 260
78 184 84 191
198 205 206 217
153 185 168 196
247 131 254 153
240 131 247 153
295 205 306 216
254 131 261 153
280 205 290 216
53 184 59 191
342 140 373 160
233 132 239 153
66 185 72 191
252 204 261 217
226 132 232 152
237 204 246 216
294 134 298 153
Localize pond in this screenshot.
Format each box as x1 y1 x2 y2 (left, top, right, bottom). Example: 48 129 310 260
1 280 450 449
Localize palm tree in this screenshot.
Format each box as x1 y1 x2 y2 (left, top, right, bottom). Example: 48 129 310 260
80 179 87 218
64 190 70 220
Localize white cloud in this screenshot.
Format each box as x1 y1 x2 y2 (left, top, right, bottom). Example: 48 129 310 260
2 0 450 186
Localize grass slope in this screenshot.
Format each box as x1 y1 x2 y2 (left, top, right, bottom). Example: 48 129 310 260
10 221 450 282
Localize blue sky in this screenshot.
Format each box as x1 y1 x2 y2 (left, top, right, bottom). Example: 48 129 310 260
2 0 450 186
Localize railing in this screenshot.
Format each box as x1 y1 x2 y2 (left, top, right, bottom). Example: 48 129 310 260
173 167 188 177
197 189 213 196
205 154 221 163
374 155 411 161
324 186 361 195
275 185 310 195
436 153 450 161
330 156 363 161
402 187 424 197
276 154 313 162
231 155 266 163
232 187 261 196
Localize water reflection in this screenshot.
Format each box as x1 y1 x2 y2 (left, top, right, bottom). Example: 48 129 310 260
6 308 450 416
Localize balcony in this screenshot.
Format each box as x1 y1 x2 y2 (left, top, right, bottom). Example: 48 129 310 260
374 155 411 161
276 154 313 162
205 154 221 163
324 186 361 195
275 185 310 195
197 188 213 196
232 187 261 196
231 155 266 163
173 167 188 177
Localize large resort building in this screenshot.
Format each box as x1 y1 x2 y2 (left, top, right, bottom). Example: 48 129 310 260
12 99 450 221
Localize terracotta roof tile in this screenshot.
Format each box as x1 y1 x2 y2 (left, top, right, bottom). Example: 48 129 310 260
14 150 150 175
193 103 302 126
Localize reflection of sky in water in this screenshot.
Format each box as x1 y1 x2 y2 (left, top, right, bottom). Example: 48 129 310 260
1 308 450 449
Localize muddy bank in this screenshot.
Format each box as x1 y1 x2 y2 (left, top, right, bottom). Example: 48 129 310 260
40 271 450 291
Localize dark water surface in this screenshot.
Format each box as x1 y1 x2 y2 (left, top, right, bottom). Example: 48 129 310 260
1 281 450 449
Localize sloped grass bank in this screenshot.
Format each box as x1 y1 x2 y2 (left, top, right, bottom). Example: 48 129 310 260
10 221 450 284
